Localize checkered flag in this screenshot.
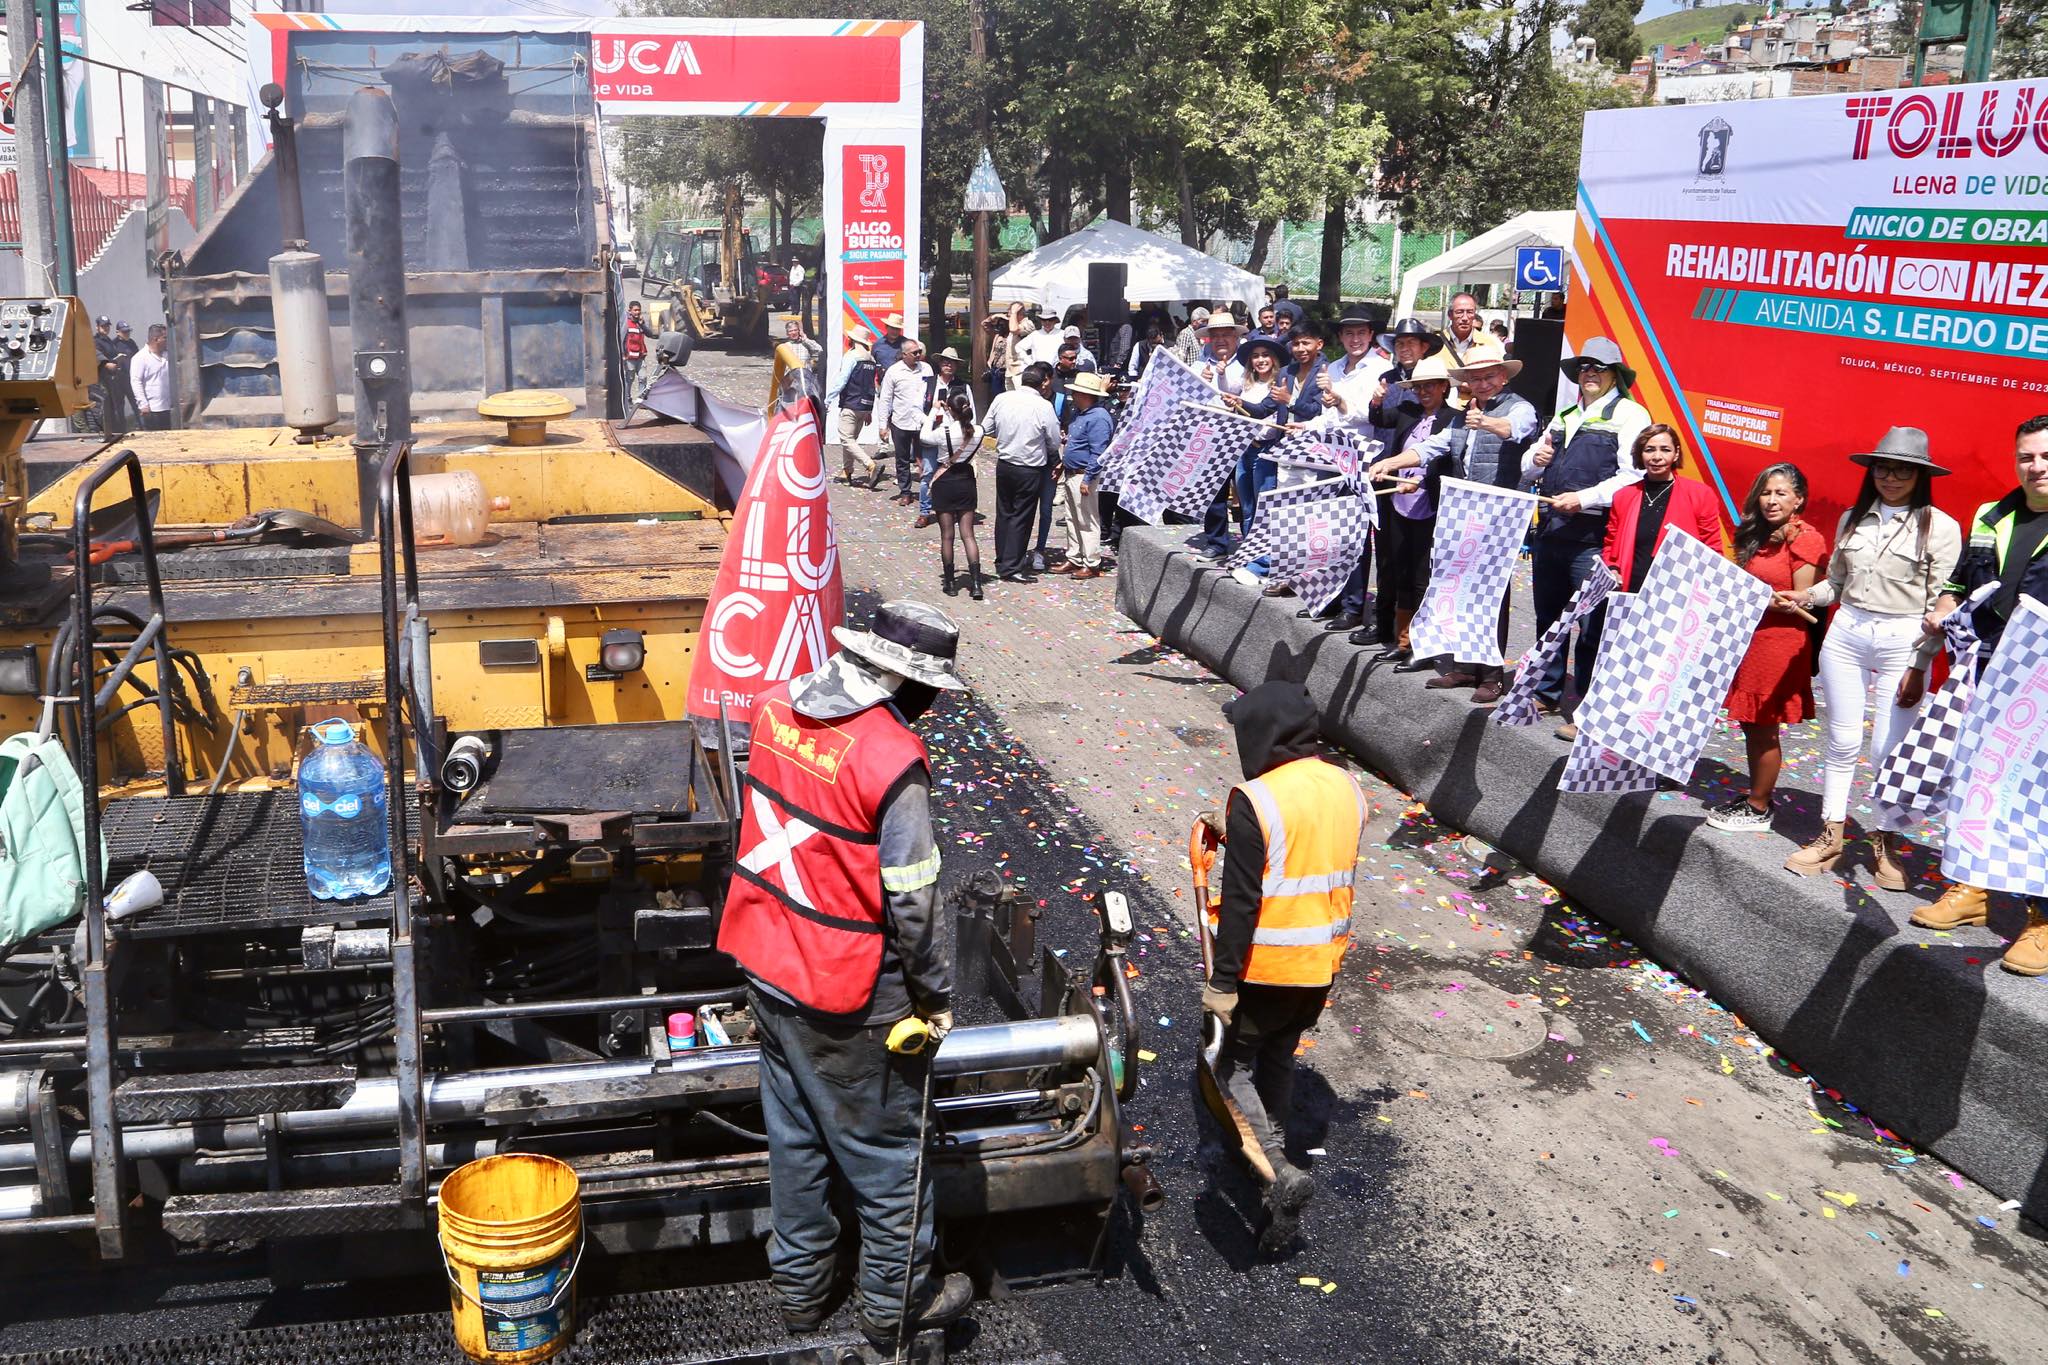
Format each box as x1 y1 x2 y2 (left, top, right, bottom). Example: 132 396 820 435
1560 593 1660 794
1409 478 1540 668
1271 426 1373 480
1098 350 1210 491
1870 590 1986 814
1574 530 1771 784
1492 561 1619 728
1223 476 1375 613
1941 596 2048 897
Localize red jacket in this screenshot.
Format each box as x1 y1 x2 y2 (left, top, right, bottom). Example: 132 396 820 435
717 685 928 1015
1603 476 1726 587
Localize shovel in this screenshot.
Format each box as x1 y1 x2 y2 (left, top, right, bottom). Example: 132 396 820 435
1190 815 1276 1187
85 506 362 564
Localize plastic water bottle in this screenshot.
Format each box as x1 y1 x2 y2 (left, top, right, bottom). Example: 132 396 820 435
299 719 392 900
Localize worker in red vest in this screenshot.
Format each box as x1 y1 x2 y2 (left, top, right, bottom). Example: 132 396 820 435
622 299 650 404
1202 679 1365 1254
717 600 974 1350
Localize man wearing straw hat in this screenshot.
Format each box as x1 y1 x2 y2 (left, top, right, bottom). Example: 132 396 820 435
1055 371 1116 579
1182 310 1249 559
828 325 882 486
718 601 975 1349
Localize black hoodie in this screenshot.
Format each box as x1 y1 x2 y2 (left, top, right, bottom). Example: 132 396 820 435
1211 681 1323 991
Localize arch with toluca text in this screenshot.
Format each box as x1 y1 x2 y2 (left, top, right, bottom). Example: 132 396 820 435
246 12 922 371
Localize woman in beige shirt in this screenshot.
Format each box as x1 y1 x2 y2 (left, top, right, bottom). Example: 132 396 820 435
1783 427 1961 889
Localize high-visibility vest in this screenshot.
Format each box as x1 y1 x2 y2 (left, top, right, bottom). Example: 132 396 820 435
1232 757 1364 988
717 684 928 1015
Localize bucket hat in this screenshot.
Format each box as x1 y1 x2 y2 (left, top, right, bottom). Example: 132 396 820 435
832 600 968 691
1235 333 1290 370
1375 317 1444 357
1560 336 1636 393
1849 425 1949 476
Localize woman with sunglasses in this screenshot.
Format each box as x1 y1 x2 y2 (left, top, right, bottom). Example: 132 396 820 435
1778 428 1960 888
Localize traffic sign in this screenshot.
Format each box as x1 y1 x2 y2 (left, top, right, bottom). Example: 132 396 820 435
965 148 1006 213
1515 246 1564 292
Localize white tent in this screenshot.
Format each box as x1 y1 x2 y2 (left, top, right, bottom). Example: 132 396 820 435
990 219 1266 319
1394 210 1575 321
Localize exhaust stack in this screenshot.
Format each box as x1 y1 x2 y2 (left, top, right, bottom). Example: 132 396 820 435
343 86 413 535
261 83 339 445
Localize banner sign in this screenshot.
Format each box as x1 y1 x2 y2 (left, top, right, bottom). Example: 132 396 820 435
1561 592 1661 795
1493 561 1619 728
687 408 844 734
1574 80 2048 529
1573 530 1770 783
1942 597 2048 896
1408 477 1539 667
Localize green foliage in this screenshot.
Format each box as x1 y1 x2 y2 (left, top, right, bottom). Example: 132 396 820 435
1994 0 2048 78
1634 3 1762 51
1575 0 1647 68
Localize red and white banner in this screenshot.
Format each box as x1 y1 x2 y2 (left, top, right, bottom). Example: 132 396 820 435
687 408 844 732
1574 79 2048 531
590 32 902 106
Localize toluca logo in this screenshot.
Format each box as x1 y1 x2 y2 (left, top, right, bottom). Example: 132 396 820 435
857 154 891 212
1697 117 1732 180
593 38 703 77
1845 84 2048 161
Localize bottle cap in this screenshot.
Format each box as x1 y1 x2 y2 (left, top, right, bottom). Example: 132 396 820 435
666 1011 696 1038
315 719 354 744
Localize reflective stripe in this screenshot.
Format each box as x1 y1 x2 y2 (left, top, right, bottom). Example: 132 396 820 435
1252 917 1353 947
1264 868 1354 896
880 848 941 893
1241 778 1288 883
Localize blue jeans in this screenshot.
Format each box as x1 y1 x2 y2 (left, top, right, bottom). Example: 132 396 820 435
918 446 939 516
1233 449 1278 533
751 986 935 1333
1530 537 1607 706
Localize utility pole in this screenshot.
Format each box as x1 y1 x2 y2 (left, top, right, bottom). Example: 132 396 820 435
6 0 54 293
35 0 75 296
965 0 998 402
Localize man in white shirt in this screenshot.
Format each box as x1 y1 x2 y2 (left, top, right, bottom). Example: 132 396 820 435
1016 306 1067 370
1186 311 1247 556
873 337 936 508
131 324 174 430
787 257 809 330
1316 305 1389 439
985 362 1062 581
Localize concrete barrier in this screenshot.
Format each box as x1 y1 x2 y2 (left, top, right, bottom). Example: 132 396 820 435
1116 523 2048 1221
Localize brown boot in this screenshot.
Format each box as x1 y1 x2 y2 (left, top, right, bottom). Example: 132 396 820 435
1870 832 1907 892
2001 910 2048 977
1910 882 1989 931
1784 820 1847 877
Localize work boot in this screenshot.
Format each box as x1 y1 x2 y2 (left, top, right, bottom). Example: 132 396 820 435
1257 1163 1315 1255
1784 819 1848 877
1870 832 1908 892
780 1303 830 1336
1910 882 1989 931
2001 909 2048 977
857 1272 974 1349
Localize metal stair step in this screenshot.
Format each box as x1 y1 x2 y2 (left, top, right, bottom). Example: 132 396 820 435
160 1185 415 1243
113 1065 357 1123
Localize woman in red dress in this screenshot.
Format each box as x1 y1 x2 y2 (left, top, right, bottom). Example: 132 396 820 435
1705 463 1828 833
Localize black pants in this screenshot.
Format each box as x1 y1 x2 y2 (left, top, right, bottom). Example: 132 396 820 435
1373 512 1435 639
139 410 172 431
100 379 132 436
994 461 1042 576
1213 984 1327 1170
891 426 920 498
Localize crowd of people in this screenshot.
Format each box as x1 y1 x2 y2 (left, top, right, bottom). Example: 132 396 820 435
821 290 2048 979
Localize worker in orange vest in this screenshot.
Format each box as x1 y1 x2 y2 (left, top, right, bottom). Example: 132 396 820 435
1201 680 1364 1252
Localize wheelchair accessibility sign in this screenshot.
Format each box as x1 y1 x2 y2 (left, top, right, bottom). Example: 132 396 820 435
1515 247 1564 292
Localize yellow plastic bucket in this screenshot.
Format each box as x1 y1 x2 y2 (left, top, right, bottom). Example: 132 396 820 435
438 1153 583 1364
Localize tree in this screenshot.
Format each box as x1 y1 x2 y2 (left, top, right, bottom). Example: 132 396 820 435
1571 0 1646 69
1994 0 2048 77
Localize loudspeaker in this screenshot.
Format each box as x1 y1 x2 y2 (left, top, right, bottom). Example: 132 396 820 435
1087 262 1127 326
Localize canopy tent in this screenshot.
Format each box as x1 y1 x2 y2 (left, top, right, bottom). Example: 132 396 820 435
1394 210 1575 321
990 219 1266 320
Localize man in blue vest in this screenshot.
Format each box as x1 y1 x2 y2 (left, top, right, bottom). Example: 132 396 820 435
1526 337 1650 728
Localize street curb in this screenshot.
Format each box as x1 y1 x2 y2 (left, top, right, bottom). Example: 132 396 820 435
1115 523 2048 1221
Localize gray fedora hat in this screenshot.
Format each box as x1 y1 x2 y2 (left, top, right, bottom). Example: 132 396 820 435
1850 425 1949 476
1560 336 1637 393
831 600 968 691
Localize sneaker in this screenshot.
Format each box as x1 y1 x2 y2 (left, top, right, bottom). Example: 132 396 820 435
1705 799 1774 833
1031 552 1047 572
